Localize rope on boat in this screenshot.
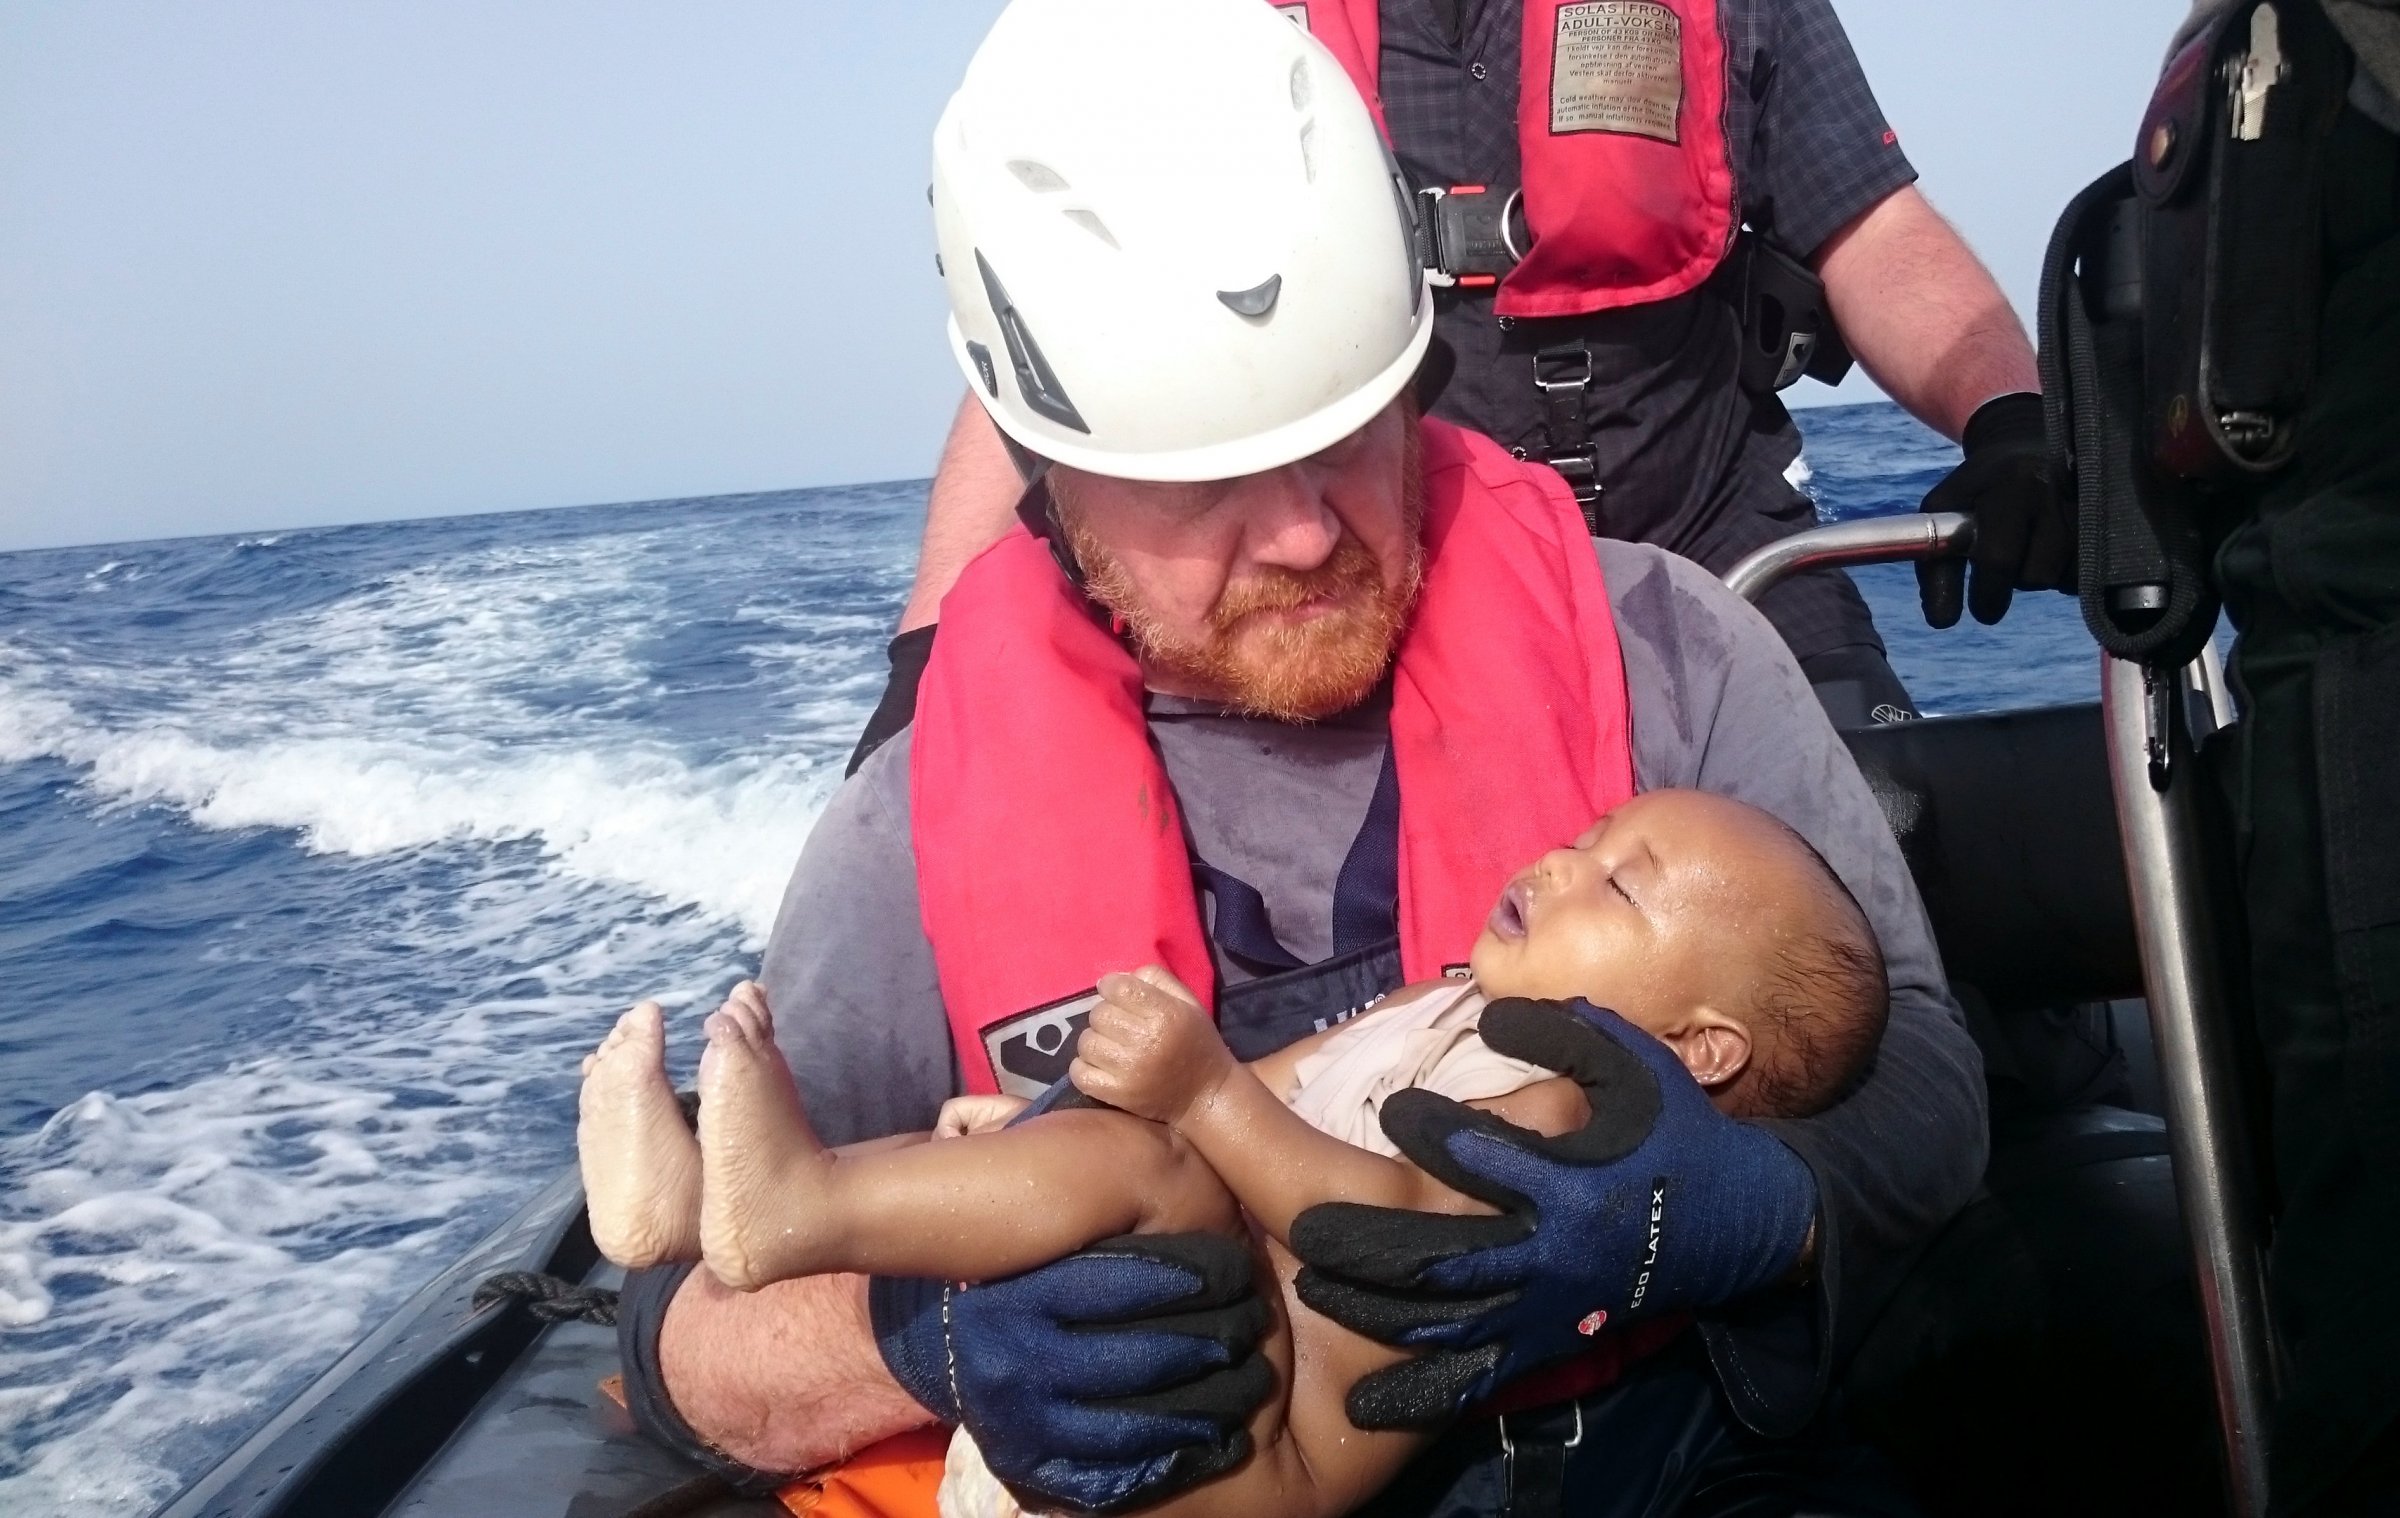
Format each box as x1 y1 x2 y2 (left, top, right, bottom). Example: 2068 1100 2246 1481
473 1269 622 1326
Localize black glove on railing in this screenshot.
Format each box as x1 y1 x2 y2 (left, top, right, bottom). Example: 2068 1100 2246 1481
1918 391 2073 628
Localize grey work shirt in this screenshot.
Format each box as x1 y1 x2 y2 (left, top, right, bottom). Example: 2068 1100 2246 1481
756 539 1986 1435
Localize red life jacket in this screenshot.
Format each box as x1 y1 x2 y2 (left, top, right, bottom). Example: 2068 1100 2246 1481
1277 0 1735 320
911 417 1637 1094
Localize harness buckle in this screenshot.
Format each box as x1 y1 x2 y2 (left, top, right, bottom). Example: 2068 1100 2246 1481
1498 1401 1585 1518
1416 184 1526 289
1544 446 1604 528
1495 1400 1585 1459
1530 340 1603 530
1532 344 1595 394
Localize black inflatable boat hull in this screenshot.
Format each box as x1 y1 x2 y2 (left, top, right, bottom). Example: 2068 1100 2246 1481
152 1169 769 1518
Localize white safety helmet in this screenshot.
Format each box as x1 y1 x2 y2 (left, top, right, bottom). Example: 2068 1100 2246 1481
932 0 1433 482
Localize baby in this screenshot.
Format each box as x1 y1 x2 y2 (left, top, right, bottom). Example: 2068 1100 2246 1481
578 788 1889 1518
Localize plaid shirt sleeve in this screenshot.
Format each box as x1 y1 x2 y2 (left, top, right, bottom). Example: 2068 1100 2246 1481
1730 0 1919 259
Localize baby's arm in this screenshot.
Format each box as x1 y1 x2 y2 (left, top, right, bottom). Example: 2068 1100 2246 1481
1069 974 1589 1518
1070 972 1461 1243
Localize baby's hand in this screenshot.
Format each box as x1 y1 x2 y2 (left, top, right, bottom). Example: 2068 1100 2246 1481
1070 966 1236 1125
935 1094 1030 1139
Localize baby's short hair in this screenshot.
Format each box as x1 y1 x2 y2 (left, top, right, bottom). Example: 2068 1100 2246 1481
1733 824 1890 1120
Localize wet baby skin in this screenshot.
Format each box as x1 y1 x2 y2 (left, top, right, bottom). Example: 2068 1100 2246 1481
576 789 1885 1517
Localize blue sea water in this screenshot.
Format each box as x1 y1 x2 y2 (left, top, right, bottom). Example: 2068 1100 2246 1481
0 403 2103 1514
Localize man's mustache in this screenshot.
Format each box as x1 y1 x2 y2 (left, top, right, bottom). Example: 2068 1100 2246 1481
1210 536 1385 629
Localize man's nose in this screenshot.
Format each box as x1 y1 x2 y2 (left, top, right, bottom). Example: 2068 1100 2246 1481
1232 467 1341 572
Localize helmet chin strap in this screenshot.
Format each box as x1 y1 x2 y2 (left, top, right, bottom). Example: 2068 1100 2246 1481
1012 474 1092 597
985 411 1079 588
1411 332 1458 416
998 428 1051 487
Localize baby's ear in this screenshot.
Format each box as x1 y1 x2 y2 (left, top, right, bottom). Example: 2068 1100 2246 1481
1663 1008 1751 1091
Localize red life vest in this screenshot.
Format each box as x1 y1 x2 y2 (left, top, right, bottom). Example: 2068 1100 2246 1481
911 417 1637 1094
1278 0 1735 320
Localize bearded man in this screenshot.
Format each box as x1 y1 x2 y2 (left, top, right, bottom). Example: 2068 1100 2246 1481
613 4 1983 1515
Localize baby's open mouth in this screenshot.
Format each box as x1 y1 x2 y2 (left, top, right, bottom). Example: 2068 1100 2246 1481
1487 880 1531 941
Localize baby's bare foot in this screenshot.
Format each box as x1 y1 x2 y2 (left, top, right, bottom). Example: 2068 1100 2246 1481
697 982 834 1291
578 1001 702 1268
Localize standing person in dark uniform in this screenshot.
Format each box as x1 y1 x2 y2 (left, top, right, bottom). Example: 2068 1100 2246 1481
2153 3 2398 1510
2033 2 2399 1509
864 0 2070 749
2223 111 2400 1507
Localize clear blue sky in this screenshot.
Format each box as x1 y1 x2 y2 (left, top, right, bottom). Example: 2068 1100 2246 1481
0 0 2187 553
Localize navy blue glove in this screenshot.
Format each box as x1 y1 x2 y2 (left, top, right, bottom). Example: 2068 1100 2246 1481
871 1232 1271 1515
1917 391 2073 628
1288 998 1817 1430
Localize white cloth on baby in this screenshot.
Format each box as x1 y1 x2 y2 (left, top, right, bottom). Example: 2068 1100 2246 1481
937 978 1546 1518
1283 978 1548 1156
938 1429 1021 1518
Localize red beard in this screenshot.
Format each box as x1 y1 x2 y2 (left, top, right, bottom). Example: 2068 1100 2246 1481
1061 463 1426 723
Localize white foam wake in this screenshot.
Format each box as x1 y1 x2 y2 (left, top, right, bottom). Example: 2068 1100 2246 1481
0 519 877 942
1786 452 1823 521
0 890 734 1515
0 676 828 942
0 506 900 1511
0 1073 470 1510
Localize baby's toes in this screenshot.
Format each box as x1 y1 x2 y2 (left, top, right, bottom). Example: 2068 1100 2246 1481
725 996 771 1046
741 990 775 1042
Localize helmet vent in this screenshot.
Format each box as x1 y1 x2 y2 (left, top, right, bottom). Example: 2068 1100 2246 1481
976 251 1090 435
1217 275 1282 318
964 340 999 396
1298 122 1317 182
1007 160 1071 193
1289 59 1313 111
1062 208 1119 249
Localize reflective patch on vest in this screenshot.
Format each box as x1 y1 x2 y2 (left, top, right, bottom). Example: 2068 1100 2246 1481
982 989 1103 1101
1550 1 1684 144
1274 3 1310 31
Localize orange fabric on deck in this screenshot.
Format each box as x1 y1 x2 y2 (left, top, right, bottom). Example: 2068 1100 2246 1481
776 1427 952 1518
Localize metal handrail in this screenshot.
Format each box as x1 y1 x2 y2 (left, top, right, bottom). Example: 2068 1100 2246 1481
1721 512 1973 604
2103 656 2275 1518
1719 513 2273 1515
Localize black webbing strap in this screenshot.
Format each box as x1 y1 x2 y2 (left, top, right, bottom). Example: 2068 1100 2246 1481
2041 161 2224 671
1497 1400 1582 1518
1191 863 1305 973
2204 0 2343 431
1329 744 1401 956
1194 745 1399 973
